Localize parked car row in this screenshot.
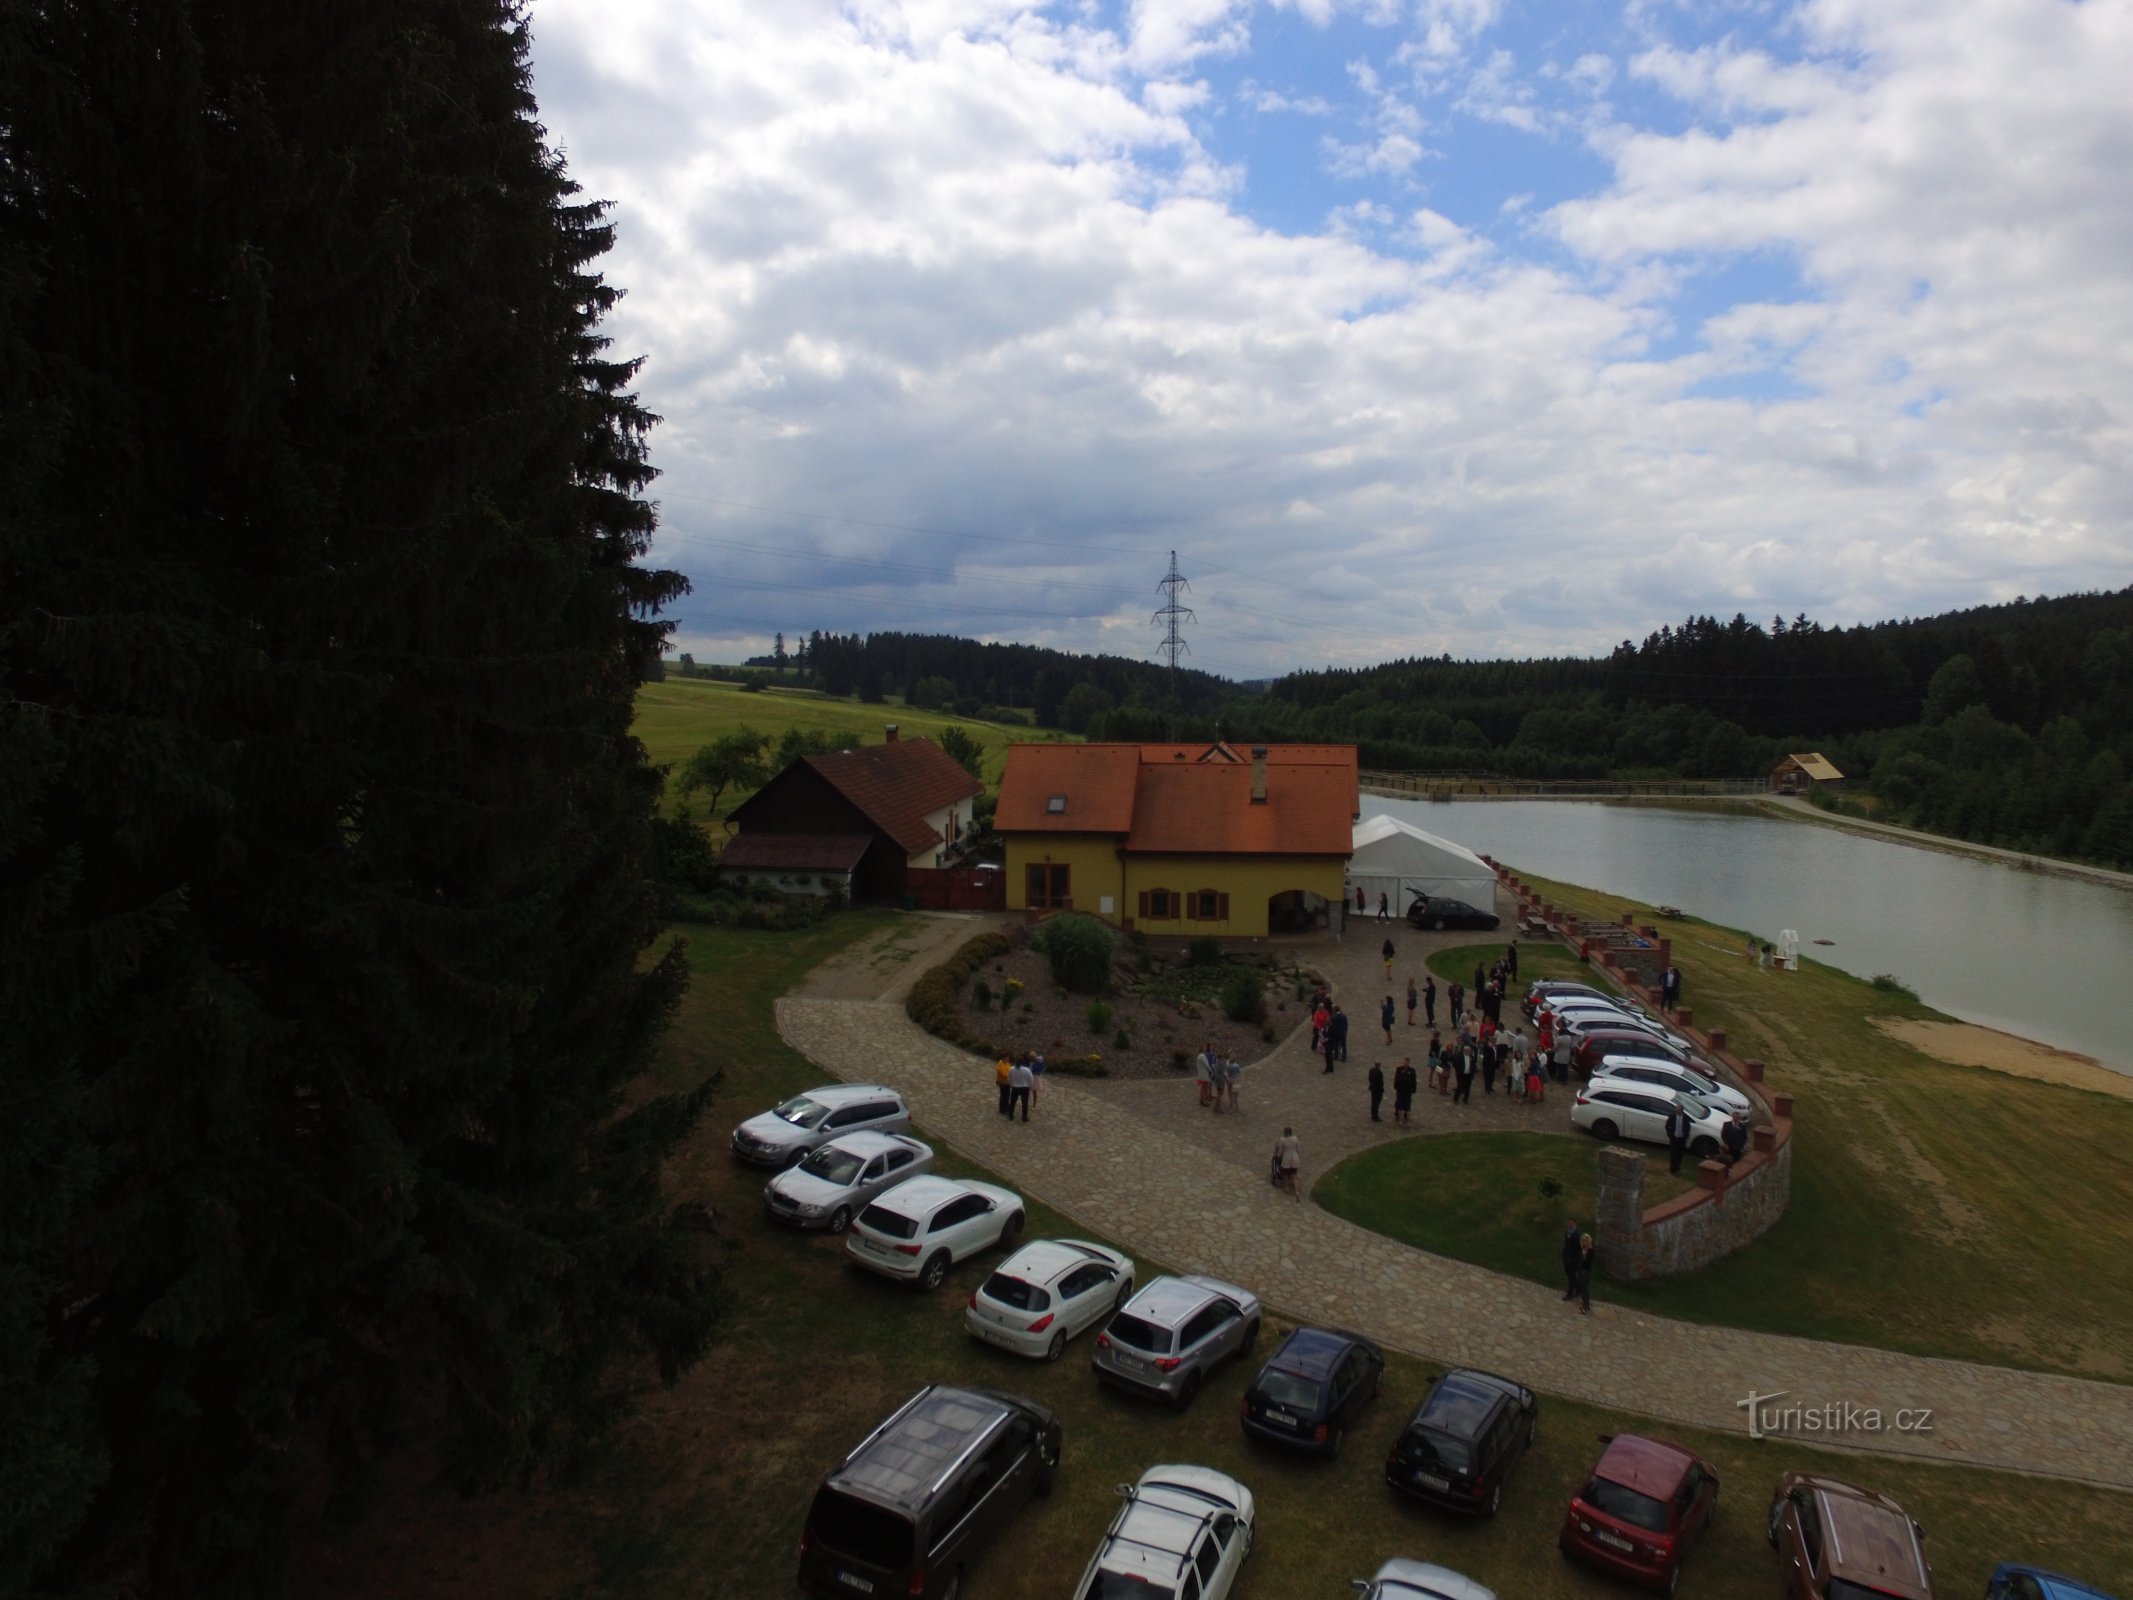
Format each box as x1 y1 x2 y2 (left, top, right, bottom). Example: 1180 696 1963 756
746 1088 2108 1600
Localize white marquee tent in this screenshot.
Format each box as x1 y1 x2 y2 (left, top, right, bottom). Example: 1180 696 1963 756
1346 814 1496 920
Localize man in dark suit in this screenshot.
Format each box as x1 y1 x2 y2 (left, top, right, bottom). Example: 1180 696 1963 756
1560 1221 1582 1301
1664 1099 1692 1174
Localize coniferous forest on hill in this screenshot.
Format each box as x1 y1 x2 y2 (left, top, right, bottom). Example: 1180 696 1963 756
785 586 2133 870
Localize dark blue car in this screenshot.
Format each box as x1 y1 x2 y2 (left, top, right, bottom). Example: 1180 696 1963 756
1386 1367 1538 1517
1238 1325 1383 1456
1988 1565 2123 1600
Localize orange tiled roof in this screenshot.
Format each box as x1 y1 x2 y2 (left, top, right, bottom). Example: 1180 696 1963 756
994 743 1140 833
996 742 1358 854
800 739 983 855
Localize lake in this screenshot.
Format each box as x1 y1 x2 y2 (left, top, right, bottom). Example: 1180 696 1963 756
1367 796 2133 1073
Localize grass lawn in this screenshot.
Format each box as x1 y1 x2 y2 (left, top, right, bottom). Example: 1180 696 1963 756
1341 896 2133 1383
632 679 1074 812
310 908 2133 1599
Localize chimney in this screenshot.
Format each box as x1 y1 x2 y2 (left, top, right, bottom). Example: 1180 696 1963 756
883 724 899 742
1251 746 1268 804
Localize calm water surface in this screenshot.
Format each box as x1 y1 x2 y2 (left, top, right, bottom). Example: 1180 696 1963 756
1371 797 2133 1073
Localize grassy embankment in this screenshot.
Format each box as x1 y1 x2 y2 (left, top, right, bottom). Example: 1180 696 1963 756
1316 882 2133 1381
312 911 2133 1600
632 678 1074 814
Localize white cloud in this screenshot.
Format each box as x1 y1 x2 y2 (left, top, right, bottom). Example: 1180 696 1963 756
529 0 2133 672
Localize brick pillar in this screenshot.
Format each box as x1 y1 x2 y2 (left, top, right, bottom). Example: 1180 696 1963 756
1707 1029 1727 1054
1753 1126 1776 1154
1697 1159 1728 1196
1621 910 1634 927
1742 1059 1764 1082
1594 1146 1647 1278
1773 1093 1795 1119
1675 1007 1693 1029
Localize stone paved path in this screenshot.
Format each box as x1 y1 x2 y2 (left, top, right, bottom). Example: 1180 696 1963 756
779 987 2133 1489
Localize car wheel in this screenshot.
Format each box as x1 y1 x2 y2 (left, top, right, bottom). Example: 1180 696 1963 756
1328 1422 1345 1459
939 1568 963 1600
827 1205 852 1235
1766 1499 1782 1547
1000 1210 1024 1246
1034 1431 1060 1496
1592 1118 1618 1140
918 1252 949 1292
1526 1416 1538 1450
1485 1480 1502 1516
1170 1371 1202 1411
1113 1277 1134 1311
1242 1318 1261 1352
1433 917 1447 930
1367 1368 1381 1403
1044 1329 1067 1363
1660 1560 1678 1598
1691 1137 1719 1160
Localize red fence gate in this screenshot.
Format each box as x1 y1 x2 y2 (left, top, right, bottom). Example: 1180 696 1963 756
905 867 1006 912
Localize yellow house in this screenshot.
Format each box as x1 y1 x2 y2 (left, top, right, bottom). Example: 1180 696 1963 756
994 741 1360 938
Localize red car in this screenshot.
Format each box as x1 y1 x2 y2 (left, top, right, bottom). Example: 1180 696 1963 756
1560 1433 1719 1595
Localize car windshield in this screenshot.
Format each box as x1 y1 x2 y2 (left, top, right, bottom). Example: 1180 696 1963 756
1253 1370 1323 1410
1084 1573 1179 1600
1827 1583 1911 1600
800 1146 865 1183
856 1204 917 1240
1399 1428 1472 1471
982 1274 1048 1311
1581 1474 1670 1532
774 1096 829 1128
807 1487 913 1568
1676 1092 1711 1117
1104 1314 1171 1353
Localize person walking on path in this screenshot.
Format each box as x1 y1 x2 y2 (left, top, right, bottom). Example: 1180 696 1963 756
1195 1041 1216 1108
1453 1043 1475 1104
1380 994 1396 1045
1480 1037 1499 1096
1392 1059 1417 1126
1312 1000 1331 1059
1377 891 1391 923
1448 980 1465 1027
996 1053 1014 1117
1328 1005 1349 1064
1382 937 1396 981
1008 1057 1034 1122
1661 964 1682 1013
1576 1233 1596 1314
1274 1127 1302 1200
1473 961 1488 1007
1225 1055 1243 1113
1505 940 1519 980
1665 1099 1691 1174
1427 1036 1448 1096
1405 978 1418 1028
1560 1222 1583 1302
1368 1063 1385 1123
1029 1050 1046 1109
1525 1055 1545 1104
1422 975 1437 1028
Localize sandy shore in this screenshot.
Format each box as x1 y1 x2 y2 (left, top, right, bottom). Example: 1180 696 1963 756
1872 1017 2133 1100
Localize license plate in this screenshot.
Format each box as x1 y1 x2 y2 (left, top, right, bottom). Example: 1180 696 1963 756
1414 1472 1448 1491
1267 1409 1298 1427
862 1238 890 1254
836 1571 875 1593
1594 1530 1633 1553
1115 1354 1144 1372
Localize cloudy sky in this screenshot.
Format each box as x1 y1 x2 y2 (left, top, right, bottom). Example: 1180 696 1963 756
529 0 2133 680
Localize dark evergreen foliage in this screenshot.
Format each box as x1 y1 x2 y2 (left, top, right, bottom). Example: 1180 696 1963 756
1 2 713 1593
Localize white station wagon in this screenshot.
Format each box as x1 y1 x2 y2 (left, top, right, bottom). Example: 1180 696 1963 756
966 1239 1136 1361
846 1174 1025 1292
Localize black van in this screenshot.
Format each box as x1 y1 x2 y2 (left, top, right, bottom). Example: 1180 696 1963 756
1385 1368 1537 1517
799 1385 1062 1599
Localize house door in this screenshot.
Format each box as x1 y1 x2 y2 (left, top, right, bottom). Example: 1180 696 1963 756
1026 863 1071 910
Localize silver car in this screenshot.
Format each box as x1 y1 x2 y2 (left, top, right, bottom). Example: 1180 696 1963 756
728 1083 909 1169
763 1131 933 1233
1091 1275 1261 1409
1572 1083 1734 1159
1589 1056 1754 1120
1353 1558 1496 1600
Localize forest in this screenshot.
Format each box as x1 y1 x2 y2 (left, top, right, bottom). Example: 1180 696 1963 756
772 589 2133 870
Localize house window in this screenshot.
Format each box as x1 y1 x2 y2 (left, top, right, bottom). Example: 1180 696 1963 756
1045 794 1067 814
1194 889 1229 921
1027 863 1071 910
1141 888 1173 920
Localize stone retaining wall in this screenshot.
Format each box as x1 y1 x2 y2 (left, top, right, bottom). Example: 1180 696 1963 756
1489 860 1795 1280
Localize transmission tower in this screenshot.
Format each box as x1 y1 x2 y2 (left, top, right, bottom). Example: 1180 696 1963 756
1152 550 1195 739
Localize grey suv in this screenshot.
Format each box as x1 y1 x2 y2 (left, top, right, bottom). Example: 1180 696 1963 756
798 1384 1062 1600
1091 1275 1261 1409
729 1083 910 1169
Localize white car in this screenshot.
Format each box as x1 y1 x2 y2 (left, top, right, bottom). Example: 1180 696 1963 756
1572 1083 1735 1160
1354 1558 1497 1600
1545 1000 1700 1059
967 1239 1136 1361
763 1130 933 1233
1589 1056 1754 1120
846 1174 1024 1291
1069 1465 1254 1600
729 1083 910 1169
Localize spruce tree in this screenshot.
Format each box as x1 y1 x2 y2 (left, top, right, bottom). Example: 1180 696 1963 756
1 2 712 1593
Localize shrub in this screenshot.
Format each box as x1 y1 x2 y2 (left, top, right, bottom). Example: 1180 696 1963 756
1260 1025 1277 1042
1112 1027 1131 1051
1169 1047 1192 1072
1538 1175 1565 1203
971 978 993 1010
1870 973 1918 999
1037 912 1117 994
1220 970 1264 1025
1002 977 1024 1004
1187 936 1223 967
1048 1053 1108 1078
1085 999 1114 1034
906 930 1017 1051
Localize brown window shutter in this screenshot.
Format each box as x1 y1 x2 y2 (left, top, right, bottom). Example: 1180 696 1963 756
1183 892 1196 921
1138 891 1149 917
1217 892 1230 919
